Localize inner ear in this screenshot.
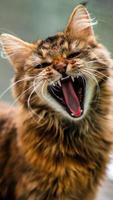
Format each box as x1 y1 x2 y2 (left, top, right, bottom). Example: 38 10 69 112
0 34 35 71
65 5 96 44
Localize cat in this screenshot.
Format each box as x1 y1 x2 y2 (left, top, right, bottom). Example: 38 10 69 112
0 4 113 200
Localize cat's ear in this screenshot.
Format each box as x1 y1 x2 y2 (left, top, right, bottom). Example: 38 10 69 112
65 5 97 44
0 34 35 71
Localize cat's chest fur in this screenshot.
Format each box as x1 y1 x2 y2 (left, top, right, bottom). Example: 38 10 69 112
12 108 110 200
0 103 112 200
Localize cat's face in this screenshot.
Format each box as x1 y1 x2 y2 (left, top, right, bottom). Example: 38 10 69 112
0 5 112 121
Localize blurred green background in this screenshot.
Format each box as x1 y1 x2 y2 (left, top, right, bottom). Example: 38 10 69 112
0 0 113 102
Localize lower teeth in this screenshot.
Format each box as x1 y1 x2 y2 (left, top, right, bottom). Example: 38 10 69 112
71 113 75 116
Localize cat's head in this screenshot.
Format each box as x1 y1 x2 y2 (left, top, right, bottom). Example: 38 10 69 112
0 5 112 121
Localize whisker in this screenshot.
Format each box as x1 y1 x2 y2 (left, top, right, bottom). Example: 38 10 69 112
27 86 35 109
87 60 109 69
0 73 45 100
87 59 106 64
41 80 48 98
0 76 33 99
27 80 47 122
11 84 34 106
33 73 47 96
85 68 109 79
3 84 34 114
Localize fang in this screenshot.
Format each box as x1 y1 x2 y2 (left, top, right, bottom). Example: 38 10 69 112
58 80 61 87
71 76 74 82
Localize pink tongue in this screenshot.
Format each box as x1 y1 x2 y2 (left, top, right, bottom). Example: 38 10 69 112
61 79 81 117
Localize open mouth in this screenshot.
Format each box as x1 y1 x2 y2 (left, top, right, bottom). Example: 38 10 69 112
48 75 86 118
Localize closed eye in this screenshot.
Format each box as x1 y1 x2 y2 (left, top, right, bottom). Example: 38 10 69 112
67 51 81 59
35 62 51 68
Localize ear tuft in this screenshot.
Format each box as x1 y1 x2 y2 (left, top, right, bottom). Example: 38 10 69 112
65 5 97 43
0 33 34 70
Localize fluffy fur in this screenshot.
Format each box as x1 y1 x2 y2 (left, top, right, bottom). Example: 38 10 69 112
0 4 113 200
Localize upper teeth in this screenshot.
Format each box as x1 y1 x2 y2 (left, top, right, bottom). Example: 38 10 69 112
52 75 79 87
71 76 74 82
58 80 61 87
52 80 61 87
53 83 56 86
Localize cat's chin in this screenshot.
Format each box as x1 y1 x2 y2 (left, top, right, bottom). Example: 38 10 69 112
44 76 95 121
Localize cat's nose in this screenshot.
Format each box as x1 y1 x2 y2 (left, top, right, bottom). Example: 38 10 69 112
55 63 67 74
